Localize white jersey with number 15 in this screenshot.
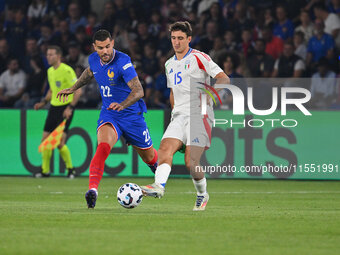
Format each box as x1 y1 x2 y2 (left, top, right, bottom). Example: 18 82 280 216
165 48 223 117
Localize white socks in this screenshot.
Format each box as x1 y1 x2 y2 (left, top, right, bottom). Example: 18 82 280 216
192 178 207 196
155 163 171 187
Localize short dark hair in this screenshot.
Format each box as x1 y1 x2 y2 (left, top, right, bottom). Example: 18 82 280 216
7 57 19 65
47 45 62 56
294 31 305 40
219 51 240 70
93 29 112 43
169 21 192 37
313 3 327 12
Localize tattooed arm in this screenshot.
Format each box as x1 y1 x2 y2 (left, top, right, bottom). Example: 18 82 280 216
56 67 94 103
107 76 144 112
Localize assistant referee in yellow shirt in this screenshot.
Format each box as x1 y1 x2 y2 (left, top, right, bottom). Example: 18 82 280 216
34 45 82 178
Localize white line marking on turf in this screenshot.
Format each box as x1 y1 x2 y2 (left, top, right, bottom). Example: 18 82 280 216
178 191 340 194
50 192 63 194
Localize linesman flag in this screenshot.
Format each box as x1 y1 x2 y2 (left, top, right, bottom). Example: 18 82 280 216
38 120 66 153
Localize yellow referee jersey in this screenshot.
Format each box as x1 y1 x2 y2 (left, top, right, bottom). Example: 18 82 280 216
48 63 77 106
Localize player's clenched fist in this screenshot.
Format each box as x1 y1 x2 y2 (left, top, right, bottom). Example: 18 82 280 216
107 102 124 111
56 88 75 103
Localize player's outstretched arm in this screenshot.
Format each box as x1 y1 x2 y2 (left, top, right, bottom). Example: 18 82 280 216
214 72 230 93
108 76 144 111
56 67 93 103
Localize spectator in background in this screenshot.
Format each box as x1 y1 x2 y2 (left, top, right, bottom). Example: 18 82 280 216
197 0 218 16
0 58 26 107
46 0 68 17
134 61 153 107
51 20 76 55
85 11 100 37
223 30 237 51
142 43 159 77
114 0 130 27
262 25 284 59
0 38 10 74
136 22 156 52
148 11 162 38
206 2 227 33
273 5 294 41
66 2 87 34
22 37 47 74
167 2 184 23
199 21 218 53
209 36 228 63
295 10 314 43
128 40 142 63
153 56 170 108
327 0 340 14
231 2 254 40
306 18 335 70
15 55 46 108
238 29 254 59
65 41 88 69
294 31 308 61
219 52 247 109
38 22 54 46
100 1 116 32
310 57 337 108
248 38 274 78
112 23 131 53
4 8 27 59
272 42 305 78
74 26 92 55
313 3 340 49
264 8 275 28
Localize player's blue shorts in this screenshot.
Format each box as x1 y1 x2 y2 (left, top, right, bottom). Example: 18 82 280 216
96 110 153 149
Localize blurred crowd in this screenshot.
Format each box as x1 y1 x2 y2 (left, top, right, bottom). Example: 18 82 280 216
0 0 339 110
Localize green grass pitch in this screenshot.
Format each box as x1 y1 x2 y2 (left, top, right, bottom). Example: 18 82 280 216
1 177 340 255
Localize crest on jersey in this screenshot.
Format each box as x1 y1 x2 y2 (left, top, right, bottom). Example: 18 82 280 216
107 69 114 78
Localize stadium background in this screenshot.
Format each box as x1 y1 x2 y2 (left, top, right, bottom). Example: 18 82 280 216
0 0 339 180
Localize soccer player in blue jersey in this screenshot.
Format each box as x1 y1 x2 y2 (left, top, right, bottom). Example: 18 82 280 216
57 30 158 209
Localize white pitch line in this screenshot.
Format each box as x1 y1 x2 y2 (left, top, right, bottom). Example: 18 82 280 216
177 191 340 194
50 192 64 194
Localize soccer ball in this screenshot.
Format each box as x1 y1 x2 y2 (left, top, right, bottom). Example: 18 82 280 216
117 183 143 209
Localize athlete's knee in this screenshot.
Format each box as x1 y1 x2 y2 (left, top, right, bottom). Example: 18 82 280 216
141 148 156 162
185 154 199 171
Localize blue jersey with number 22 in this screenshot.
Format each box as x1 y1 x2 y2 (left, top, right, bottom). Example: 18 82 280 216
88 49 152 149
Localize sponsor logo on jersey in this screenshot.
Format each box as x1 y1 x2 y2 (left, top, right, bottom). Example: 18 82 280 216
169 68 173 74
56 81 61 88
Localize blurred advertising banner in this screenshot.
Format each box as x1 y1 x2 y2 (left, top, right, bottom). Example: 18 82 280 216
189 77 340 180
0 99 339 179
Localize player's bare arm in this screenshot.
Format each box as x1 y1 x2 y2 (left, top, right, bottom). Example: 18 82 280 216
63 88 82 119
34 89 52 110
214 72 230 93
108 76 144 111
170 89 174 109
57 67 93 102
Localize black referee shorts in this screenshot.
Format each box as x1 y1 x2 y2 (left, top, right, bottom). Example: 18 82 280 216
43 105 74 133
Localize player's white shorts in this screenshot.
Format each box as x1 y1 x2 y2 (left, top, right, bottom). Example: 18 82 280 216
162 114 212 149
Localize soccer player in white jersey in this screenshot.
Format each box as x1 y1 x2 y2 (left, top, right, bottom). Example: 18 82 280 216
141 21 230 210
